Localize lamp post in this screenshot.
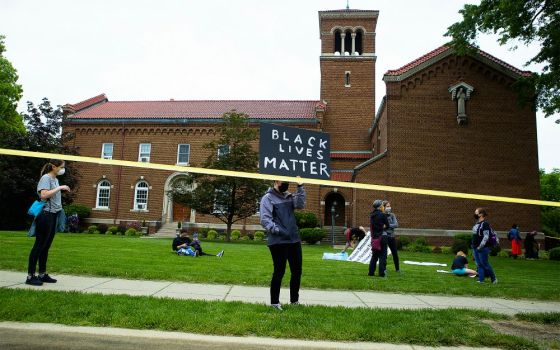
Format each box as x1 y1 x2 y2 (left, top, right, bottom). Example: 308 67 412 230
331 201 337 247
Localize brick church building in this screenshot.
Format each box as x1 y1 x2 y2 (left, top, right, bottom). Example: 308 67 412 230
63 8 540 238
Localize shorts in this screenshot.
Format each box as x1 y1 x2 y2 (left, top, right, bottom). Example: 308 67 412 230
452 268 467 275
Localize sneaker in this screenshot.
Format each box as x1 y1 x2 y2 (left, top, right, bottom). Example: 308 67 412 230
217 250 224 257
476 280 485 284
271 303 283 311
25 276 43 286
492 279 498 284
39 274 57 283
290 301 300 305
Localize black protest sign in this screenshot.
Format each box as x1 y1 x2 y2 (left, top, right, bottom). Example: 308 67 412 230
259 123 331 180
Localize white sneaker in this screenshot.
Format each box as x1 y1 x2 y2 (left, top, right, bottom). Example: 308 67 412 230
216 250 224 257
271 303 283 311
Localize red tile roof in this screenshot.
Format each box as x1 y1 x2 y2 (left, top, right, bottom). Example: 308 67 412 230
330 170 354 182
66 94 108 112
385 45 532 78
67 99 321 120
331 152 372 159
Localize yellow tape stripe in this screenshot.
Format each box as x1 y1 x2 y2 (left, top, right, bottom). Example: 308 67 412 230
1 148 559 207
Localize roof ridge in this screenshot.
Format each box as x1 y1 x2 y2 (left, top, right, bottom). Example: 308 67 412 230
106 99 321 103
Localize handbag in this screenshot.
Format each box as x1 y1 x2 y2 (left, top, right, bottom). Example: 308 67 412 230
27 200 46 217
371 237 382 251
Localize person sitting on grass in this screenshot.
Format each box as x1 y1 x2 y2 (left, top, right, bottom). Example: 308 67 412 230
451 251 477 277
172 231 223 257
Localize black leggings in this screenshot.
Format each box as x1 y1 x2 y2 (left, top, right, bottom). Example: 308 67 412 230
28 211 58 276
268 242 302 304
369 236 388 277
387 236 400 271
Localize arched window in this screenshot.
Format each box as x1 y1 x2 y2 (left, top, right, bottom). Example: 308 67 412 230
334 29 342 54
134 181 149 210
96 180 111 209
355 29 363 55
344 30 352 55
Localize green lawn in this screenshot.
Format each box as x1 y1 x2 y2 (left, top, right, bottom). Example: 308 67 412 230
0 288 540 350
1 231 559 300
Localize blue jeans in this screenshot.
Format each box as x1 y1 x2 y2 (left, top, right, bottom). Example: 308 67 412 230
473 247 496 282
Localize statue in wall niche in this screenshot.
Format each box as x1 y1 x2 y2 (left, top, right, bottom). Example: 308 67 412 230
456 87 467 125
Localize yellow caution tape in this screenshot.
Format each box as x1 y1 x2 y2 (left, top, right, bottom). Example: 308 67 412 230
1 148 559 207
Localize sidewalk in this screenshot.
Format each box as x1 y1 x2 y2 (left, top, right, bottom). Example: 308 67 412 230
2 270 560 315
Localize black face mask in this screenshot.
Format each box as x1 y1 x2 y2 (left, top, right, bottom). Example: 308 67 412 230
473 214 479 220
278 182 289 193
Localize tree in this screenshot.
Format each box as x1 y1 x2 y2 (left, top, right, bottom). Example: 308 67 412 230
445 0 560 122
170 111 268 241
0 98 79 229
540 168 560 236
0 35 25 133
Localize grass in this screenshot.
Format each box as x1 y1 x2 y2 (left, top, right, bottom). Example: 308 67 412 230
1 231 559 300
0 288 540 349
516 312 560 325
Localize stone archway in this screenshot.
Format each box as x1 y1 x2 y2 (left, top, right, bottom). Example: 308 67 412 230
324 192 345 226
162 172 196 224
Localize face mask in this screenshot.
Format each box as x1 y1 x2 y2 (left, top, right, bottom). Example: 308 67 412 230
278 182 289 193
385 207 392 213
57 168 66 176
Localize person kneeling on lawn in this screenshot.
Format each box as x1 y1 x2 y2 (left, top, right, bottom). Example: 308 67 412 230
172 232 223 257
451 251 477 277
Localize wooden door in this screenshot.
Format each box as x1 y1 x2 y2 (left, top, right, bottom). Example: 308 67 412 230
173 202 191 222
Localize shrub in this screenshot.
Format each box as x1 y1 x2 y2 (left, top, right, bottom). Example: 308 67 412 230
452 233 472 255
240 235 249 241
198 227 209 238
231 230 241 240
300 228 326 244
432 246 442 254
87 225 97 234
107 226 119 235
247 232 255 240
441 246 452 254
93 230 101 235
124 228 138 236
407 237 432 253
63 204 91 219
207 230 217 240
398 236 411 247
218 234 225 240
497 251 510 258
254 231 265 241
97 223 108 234
128 221 141 231
549 247 560 261
117 222 128 234
295 211 318 229
490 244 501 256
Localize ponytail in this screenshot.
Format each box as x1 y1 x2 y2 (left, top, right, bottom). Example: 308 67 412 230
40 159 65 178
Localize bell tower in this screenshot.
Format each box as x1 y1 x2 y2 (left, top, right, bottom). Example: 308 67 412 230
319 9 378 151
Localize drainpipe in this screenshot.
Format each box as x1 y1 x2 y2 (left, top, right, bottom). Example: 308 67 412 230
113 123 125 224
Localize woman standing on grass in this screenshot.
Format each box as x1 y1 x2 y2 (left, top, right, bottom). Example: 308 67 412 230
26 159 70 286
471 208 497 284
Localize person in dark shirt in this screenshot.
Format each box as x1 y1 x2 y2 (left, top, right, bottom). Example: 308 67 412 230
172 232 223 257
524 231 539 259
451 251 477 276
368 200 390 277
342 226 366 253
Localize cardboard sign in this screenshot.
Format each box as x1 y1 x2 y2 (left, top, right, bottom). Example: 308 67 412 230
259 123 331 180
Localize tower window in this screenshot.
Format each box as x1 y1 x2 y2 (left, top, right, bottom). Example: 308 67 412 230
345 71 351 87
344 30 352 55
334 30 342 54
355 30 363 55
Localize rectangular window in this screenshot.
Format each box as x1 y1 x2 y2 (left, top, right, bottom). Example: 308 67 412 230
138 143 151 162
177 144 190 165
345 71 351 87
101 143 113 160
217 144 230 158
212 188 228 214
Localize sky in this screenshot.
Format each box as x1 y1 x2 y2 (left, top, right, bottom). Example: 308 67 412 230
0 0 558 171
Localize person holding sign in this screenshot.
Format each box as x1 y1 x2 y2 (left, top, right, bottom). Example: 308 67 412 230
259 178 306 311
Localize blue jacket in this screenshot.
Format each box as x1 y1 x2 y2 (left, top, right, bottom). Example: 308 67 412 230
385 213 398 235
28 210 66 237
259 185 306 246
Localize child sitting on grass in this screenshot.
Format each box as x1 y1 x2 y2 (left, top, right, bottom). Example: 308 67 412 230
451 251 477 277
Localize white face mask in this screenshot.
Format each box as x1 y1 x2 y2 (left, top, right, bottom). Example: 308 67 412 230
57 168 66 176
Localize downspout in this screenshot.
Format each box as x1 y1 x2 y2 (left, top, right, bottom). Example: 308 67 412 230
113 123 125 224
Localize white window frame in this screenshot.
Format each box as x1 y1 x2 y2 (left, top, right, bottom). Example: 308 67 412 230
96 180 111 209
212 188 228 214
176 144 190 165
101 143 113 160
217 144 230 159
138 143 151 163
134 181 149 210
